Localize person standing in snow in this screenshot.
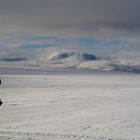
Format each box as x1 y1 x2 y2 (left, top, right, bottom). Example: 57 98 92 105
0 99 2 106
0 79 2 106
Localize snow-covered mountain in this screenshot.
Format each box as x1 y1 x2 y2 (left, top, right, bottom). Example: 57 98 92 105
49 51 97 62
26 50 98 68
0 49 140 73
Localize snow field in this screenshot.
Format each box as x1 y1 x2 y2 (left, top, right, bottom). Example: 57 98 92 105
0 73 140 139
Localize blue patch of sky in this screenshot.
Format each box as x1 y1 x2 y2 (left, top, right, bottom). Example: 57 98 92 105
74 37 97 47
107 40 127 47
21 40 124 50
73 37 127 49
18 36 132 50
93 39 128 49
71 37 130 52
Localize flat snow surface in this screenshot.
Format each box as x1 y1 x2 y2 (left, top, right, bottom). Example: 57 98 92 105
0 69 140 140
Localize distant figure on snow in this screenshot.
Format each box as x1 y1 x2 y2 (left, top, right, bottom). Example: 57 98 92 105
0 79 1 85
0 99 2 106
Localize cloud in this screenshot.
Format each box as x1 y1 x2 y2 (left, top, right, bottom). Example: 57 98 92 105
0 35 140 59
0 0 140 39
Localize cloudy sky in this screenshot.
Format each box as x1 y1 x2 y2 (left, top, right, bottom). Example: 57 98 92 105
0 0 140 58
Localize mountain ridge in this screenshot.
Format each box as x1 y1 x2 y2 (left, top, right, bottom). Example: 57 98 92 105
0 50 140 73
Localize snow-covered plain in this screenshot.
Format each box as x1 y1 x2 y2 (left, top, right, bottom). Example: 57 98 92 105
0 68 140 140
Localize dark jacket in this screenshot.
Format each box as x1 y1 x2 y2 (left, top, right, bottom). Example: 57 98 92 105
0 99 2 106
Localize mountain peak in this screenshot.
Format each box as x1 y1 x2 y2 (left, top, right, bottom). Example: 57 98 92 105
48 51 97 62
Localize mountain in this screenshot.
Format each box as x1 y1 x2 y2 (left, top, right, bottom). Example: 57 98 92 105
0 50 140 73
29 51 98 68
48 51 97 63
0 57 27 62
26 50 140 73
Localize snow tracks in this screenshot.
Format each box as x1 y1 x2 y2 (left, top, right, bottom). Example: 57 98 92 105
0 130 138 140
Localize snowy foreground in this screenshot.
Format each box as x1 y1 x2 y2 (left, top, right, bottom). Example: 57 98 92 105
0 69 140 140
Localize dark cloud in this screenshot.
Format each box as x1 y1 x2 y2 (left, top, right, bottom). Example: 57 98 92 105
0 0 140 38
